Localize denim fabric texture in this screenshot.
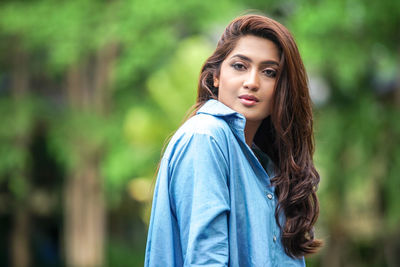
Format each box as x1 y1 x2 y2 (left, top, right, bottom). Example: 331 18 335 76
145 99 305 267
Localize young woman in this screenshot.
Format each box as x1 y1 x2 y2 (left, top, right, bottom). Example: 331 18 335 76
145 14 322 266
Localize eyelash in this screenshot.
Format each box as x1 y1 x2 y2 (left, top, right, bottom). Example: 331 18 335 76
263 69 277 78
231 63 246 71
231 63 277 78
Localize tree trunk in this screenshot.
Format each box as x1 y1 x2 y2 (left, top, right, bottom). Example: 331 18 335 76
92 42 118 113
11 206 30 267
10 43 31 267
11 45 29 98
321 220 345 267
63 42 117 267
64 152 105 267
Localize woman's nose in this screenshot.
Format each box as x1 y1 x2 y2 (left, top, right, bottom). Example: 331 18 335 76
243 69 259 90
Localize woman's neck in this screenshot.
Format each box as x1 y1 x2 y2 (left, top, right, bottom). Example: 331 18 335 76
244 120 261 147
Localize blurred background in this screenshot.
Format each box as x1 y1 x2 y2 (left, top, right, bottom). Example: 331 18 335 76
0 0 399 266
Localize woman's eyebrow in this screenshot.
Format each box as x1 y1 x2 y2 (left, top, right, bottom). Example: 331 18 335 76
230 54 279 66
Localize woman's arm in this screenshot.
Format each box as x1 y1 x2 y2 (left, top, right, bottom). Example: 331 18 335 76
170 132 230 266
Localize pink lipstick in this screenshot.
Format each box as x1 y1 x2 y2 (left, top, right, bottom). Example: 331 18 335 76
239 94 259 106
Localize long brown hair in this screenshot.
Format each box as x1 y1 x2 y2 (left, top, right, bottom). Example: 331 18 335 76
191 14 322 258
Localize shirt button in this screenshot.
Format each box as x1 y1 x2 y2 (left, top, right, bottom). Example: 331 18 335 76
273 235 277 242
267 193 273 199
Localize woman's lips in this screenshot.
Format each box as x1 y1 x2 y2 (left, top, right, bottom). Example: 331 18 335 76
239 94 259 106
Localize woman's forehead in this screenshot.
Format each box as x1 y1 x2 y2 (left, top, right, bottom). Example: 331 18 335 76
227 35 280 64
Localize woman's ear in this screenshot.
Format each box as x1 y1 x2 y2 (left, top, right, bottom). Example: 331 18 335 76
213 76 219 88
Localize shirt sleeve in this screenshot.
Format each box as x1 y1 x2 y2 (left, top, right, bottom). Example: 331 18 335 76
169 132 230 266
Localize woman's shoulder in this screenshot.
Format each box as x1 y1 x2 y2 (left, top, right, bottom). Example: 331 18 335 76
163 113 233 159
182 113 232 136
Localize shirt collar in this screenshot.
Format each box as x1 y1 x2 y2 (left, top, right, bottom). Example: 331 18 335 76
197 99 246 140
197 99 276 180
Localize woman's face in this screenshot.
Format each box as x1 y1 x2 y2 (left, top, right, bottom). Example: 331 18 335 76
214 35 280 125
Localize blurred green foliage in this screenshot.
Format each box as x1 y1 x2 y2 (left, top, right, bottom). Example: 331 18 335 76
0 0 399 266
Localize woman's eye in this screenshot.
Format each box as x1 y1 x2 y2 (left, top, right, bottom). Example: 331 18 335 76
263 69 277 78
231 63 246 71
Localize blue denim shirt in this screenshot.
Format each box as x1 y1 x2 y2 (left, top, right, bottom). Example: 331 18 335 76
145 99 305 267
